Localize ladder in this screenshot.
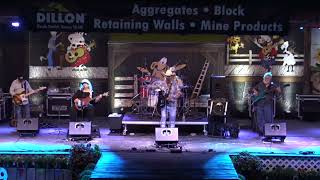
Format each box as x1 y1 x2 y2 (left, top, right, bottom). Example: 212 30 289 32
191 60 210 99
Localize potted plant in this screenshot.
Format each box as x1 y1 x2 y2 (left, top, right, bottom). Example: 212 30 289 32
231 151 263 179
70 144 101 180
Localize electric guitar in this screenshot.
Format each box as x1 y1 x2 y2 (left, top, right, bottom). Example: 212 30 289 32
261 39 284 57
65 41 96 63
75 91 108 110
12 87 47 105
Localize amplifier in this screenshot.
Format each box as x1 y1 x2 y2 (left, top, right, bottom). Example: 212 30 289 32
296 94 320 120
46 94 72 116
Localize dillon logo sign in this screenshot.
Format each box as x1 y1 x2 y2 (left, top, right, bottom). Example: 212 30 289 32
35 12 86 31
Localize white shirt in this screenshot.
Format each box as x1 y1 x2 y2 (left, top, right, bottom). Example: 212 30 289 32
9 79 34 96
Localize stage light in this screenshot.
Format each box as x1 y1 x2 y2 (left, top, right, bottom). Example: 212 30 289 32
11 22 20 27
299 27 303 30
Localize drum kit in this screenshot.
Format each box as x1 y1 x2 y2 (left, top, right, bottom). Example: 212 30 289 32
132 64 193 118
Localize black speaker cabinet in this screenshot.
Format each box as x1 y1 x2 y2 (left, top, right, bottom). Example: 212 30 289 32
264 122 286 141
296 95 320 121
17 118 39 136
46 94 72 117
210 75 228 99
208 116 239 138
68 121 92 138
107 113 123 132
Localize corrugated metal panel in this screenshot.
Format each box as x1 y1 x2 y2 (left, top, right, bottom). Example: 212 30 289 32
29 66 108 79
114 85 134 90
114 93 134 98
114 99 132 108
115 77 134 81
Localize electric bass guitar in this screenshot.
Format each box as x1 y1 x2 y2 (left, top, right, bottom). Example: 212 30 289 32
251 84 289 106
75 92 109 110
12 87 47 105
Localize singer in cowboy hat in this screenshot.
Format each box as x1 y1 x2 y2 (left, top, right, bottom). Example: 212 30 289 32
158 68 183 128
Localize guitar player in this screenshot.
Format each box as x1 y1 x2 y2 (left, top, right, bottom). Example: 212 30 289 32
158 68 183 128
9 75 35 120
252 72 281 137
71 79 104 122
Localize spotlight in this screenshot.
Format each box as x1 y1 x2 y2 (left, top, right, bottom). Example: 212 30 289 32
11 22 20 27
299 26 303 30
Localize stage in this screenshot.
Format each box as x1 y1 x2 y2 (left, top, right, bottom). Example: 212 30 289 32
122 112 208 135
0 117 320 153
0 117 320 179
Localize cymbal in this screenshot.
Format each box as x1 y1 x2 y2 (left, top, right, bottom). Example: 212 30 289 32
174 64 186 71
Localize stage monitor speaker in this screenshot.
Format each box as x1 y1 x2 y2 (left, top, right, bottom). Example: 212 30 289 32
264 122 286 141
68 121 92 137
155 128 178 143
210 75 228 99
107 113 123 131
17 118 39 132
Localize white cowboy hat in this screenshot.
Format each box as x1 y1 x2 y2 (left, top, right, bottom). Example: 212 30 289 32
81 79 91 84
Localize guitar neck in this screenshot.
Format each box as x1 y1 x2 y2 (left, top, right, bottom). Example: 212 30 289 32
23 88 44 97
92 92 108 100
24 91 37 97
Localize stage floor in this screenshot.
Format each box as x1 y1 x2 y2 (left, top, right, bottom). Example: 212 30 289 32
1 118 320 179
0 118 320 154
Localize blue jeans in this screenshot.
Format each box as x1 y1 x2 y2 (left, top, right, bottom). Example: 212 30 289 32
47 48 55 67
15 104 31 120
160 103 177 128
256 103 273 134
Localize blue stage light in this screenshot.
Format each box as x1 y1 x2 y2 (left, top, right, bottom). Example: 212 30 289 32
11 22 20 27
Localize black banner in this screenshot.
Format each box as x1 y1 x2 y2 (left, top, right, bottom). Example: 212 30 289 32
30 1 288 35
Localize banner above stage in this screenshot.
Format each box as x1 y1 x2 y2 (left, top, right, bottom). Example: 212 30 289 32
30 1 289 35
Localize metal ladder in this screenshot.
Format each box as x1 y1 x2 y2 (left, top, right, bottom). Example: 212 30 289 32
191 60 210 99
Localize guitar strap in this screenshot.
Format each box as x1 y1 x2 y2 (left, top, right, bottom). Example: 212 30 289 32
24 81 27 93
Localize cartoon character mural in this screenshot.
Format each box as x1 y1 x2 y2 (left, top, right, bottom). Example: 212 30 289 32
150 57 170 80
281 41 296 72
311 48 320 94
227 36 244 54
40 31 63 70
65 32 95 67
314 48 320 68
253 35 283 71
136 57 186 81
